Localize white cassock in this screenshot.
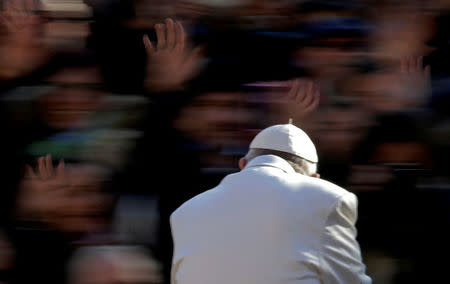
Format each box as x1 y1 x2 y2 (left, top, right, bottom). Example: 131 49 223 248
170 155 372 284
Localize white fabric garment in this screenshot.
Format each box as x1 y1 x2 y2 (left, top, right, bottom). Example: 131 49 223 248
170 155 371 284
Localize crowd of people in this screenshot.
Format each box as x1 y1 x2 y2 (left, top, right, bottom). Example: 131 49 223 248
0 0 449 283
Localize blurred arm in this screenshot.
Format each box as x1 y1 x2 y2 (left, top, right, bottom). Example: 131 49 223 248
143 18 204 93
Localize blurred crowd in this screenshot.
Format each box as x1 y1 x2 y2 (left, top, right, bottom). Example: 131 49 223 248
0 0 450 283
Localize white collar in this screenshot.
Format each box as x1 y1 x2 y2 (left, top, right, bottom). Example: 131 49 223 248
244 154 296 174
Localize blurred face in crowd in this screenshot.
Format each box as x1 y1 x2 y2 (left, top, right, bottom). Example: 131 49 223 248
368 4 435 67
174 91 255 146
369 141 432 165
347 140 432 191
302 104 371 159
294 37 366 78
339 73 424 112
37 87 103 130
37 66 104 129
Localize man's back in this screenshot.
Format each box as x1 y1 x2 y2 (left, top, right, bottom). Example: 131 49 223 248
170 155 371 284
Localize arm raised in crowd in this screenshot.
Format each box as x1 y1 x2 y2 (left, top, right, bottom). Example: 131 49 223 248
0 0 48 80
143 18 204 92
16 155 110 233
398 55 431 107
263 78 320 124
287 78 320 116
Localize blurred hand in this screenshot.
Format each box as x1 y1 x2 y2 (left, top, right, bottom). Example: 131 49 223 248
143 18 204 92
398 55 431 107
18 155 65 220
252 78 320 125
286 78 320 116
17 155 109 233
270 78 320 124
0 0 40 46
0 0 47 79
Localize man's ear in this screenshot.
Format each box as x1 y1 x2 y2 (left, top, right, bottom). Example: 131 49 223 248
239 158 247 170
311 173 320 178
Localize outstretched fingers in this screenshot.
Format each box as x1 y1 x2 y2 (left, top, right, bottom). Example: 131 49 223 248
408 55 416 73
287 79 320 115
295 81 307 105
36 154 54 179
400 57 408 73
25 164 36 179
37 156 46 179
143 34 155 56
304 84 320 113
416 56 423 73
401 55 428 75
300 80 315 108
165 18 176 49
155 23 166 50
174 21 185 56
45 154 53 177
287 79 300 100
56 159 65 178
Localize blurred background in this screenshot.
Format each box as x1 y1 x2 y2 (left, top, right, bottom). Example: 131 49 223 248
0 0 450 283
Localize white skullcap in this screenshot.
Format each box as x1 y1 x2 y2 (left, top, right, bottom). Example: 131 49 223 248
249 124 318 163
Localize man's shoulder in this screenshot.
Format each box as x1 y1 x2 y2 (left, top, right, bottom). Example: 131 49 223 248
170 184 222 223
291 174 355 204
174 172 240 208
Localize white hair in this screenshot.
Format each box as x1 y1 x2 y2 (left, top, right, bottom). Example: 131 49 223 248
245 148 317 176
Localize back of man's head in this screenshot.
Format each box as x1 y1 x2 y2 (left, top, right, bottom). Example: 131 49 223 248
240 124 318 176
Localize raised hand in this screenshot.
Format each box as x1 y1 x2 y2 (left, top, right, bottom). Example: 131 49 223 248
143 18 204 92
248 78 320 125
18 155 66 219
0 0 41 46
17 155 109 233
398 55 431 107
286 78 320 116
0 0 47 79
